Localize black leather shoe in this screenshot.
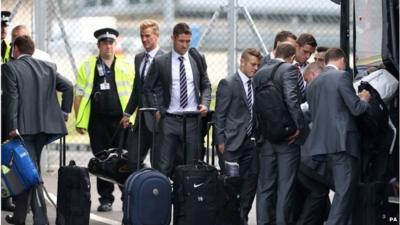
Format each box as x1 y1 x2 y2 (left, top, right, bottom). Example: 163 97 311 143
2 198 15 212
97 203 112 212
5 215 15 224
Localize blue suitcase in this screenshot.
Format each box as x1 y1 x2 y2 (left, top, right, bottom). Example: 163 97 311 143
1 138 41 196
122 168 171 225
122 108 171 225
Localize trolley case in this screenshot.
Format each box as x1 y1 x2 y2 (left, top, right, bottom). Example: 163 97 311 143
172 111 219 225
206 121 242 225
56 136 91 225
122 108 172 225
1 137 41 196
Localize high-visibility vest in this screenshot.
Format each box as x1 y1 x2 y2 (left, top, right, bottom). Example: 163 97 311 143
75 56 135 129
1 40 11 63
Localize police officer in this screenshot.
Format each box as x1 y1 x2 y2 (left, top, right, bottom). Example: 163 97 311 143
1 10 11 63
74 28 134 212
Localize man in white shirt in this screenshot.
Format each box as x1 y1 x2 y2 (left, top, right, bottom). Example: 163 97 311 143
144 22 211 176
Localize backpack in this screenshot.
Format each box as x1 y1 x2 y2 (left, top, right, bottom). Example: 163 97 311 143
255 62 297 143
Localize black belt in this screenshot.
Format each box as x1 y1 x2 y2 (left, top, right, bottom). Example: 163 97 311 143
165 112 198 119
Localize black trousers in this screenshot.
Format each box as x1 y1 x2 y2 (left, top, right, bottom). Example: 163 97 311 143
223 137 258 224
13 133 49 225
88 113 122 205
127 114 161 172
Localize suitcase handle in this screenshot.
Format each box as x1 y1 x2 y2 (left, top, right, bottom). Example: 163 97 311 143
137 107 158 170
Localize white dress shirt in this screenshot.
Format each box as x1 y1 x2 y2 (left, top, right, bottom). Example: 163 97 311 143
238 69 253 106
167 50 198 113
140 45 160 78
326 64 339 70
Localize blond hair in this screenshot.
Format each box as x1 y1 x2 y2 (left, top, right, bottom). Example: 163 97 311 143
139 19 160 35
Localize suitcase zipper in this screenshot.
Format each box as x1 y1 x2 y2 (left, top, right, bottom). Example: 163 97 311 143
124 169 151 223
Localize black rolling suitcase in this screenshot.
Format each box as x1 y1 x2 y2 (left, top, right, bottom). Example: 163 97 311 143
56 136 91 225
122 108 172 225
173 111 219 225
206 121 242 225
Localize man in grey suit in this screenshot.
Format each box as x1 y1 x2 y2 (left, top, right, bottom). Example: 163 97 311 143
121 19 166 171
215 48 262 224
2 35 73 225
304 48 371 225
254 42 307 225
144 22 211 176
260 30 297 68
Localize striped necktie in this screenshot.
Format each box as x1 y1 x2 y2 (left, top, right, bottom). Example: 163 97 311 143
179 56 188 108
296 63 306 99
246 79 253 136
141 53 150 83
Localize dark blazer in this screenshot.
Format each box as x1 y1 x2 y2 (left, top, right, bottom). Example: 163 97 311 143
2 55 73 136
259 53 271 68
215 73 254 152
144 51 212 115
304 66 370 158
125 49 166 131
254 58 308 144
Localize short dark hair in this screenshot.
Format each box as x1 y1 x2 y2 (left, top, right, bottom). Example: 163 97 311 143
173 22 192 36
241 48 262 61
273 30 297 49
297 33 317 48
325 47 346 64
275 43 296 60
14 35 35 55
316 46 328 53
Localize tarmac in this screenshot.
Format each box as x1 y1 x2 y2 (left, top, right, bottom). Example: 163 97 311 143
1 172 258 225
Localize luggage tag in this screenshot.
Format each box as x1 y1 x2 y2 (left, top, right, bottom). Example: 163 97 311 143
97 63 110 90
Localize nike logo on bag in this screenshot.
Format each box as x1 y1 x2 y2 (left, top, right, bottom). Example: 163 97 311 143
193 183 204 188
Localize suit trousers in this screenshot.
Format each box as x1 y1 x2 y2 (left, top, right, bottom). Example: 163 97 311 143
13 133 49 225
256 140 300 225
325 152 358 225
88 113 122 205
127 114 161 172
223 137 258 224
158 114 200 177
295 166 330 225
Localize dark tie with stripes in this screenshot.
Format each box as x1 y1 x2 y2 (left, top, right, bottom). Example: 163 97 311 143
296 63 306 99
179 56 188 108
141 53 150 83
246 79 253 136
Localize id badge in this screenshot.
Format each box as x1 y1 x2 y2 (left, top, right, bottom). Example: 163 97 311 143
100 79 110 90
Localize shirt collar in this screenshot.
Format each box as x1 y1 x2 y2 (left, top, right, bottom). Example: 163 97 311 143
275 57 285 62
17 54 30 59
238 69 251 84
293 60 308 67
172 49 189 61
326 64 338 70
270 51 275 59
146 45 160 59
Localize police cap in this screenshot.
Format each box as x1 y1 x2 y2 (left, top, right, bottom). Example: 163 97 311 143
94 28 119 42
1 11 11 27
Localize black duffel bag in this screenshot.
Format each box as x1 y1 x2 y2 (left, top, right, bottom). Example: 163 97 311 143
88 148 130 185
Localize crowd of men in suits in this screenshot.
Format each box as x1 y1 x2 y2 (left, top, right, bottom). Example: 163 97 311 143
2 9 396 225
